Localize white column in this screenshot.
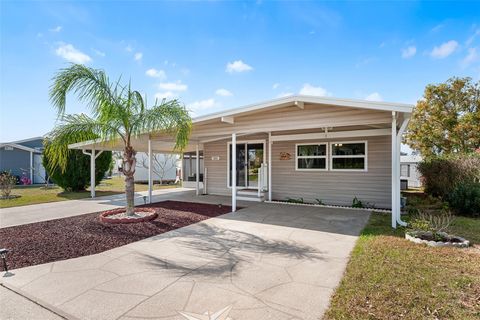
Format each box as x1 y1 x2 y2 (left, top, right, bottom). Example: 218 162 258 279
29 151 33 183
391 112 397 228
195 144 200 196
148 139 153 204
268 132 272 201
91 148 96 198
232 133 237 212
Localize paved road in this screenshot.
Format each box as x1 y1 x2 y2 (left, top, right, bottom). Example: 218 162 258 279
0 188 194 228
1 201 370 320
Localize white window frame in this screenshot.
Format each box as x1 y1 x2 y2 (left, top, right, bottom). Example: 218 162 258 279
330 141 368 172
295 143 328 171
226 140 266 189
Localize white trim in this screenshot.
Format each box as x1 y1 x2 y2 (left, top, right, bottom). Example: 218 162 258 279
329 141 368 172
195 144 200 196
221 116 234 124
226 139 266 189
271 128 390 142
148 139 153 203
193 95 414 124
231 133 236 212
295 143 328 171
268 132 272 201
0 143 38 153
29 151 33 182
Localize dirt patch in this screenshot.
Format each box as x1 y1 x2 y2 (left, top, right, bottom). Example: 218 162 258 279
0 201 232 270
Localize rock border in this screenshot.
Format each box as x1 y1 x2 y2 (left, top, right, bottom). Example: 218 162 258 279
405 231 470 248
265 200 391 213
99 208 158 224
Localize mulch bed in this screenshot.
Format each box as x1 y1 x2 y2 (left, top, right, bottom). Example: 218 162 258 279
0 201 232 270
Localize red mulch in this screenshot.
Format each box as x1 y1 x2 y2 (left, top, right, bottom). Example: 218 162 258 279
0 201 232 270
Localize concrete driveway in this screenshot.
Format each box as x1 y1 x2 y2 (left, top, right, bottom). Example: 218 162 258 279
1 202 370 320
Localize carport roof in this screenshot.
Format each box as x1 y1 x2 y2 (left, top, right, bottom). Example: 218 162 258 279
68 95 414 153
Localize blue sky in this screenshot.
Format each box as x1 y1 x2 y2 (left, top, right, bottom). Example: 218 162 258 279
1 1 480 143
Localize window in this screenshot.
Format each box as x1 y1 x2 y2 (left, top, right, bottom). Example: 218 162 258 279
401 164 410 177
330 142 367 171
296 143 327 170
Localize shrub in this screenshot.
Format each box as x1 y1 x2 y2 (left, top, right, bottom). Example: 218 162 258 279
448 182 480 218
0 172 17 199
417 153 480 199
43 150 112 191
409 209 454 239
286 197 304 204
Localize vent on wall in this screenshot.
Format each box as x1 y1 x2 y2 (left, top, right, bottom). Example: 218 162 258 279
4 146 13 151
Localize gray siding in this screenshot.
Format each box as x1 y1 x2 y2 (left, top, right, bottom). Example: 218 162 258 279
271 135 391 209
204 134 391 209
0 148 30 177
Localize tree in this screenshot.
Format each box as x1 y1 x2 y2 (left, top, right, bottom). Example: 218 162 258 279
46 64 191 215
405 77 480 158
138 153 179 184
43 149 112 191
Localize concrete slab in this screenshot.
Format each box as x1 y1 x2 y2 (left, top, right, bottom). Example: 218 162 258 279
1 199 370 320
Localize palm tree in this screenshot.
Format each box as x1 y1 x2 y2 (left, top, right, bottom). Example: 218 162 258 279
45 64 192 216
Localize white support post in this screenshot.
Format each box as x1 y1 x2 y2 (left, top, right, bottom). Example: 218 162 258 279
29 151 33 183
91 148 96 198
195 144 200 196
268 132 272 201
148 138 153 204
391 112 397 228
232 133 237 212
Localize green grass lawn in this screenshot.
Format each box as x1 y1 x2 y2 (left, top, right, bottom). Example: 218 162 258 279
0 177 179 209
325 213 480 320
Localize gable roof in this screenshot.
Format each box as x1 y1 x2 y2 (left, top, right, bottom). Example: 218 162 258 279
193 94 414 124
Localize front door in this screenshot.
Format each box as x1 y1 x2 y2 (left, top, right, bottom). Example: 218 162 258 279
229 142 264 189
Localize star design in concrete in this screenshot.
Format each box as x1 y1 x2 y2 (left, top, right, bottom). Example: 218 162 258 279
178 305 233 320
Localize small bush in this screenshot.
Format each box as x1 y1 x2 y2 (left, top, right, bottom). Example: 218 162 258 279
0 172 17 199
286 197 304 204
417 153 480 199
448 182 480 218
409 209 454 238
352 196 364 208
315 198 325 205
43 150 112 191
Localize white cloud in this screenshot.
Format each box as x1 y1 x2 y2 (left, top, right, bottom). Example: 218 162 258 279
401 46 417 59
215 88 232 97
158 81 187 92
188 98 217 115
277 92 293 98
92 48 105 57
55 43 91 64
431 24 443 33
49 26 62 32
466 29 480 46
299 83 330 97
125 45 133 52
430 40 458 59
461 47 479 68
272 83 280 89
145 68 166 79
154 91 176 100
134 52 143 61
226 60 253 73
365 92 383 102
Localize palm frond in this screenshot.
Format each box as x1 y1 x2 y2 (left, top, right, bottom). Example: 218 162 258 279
44 114 123 172
132 99 192 150
49 64 117 118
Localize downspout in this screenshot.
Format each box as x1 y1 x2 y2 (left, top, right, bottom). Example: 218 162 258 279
396 114 410 227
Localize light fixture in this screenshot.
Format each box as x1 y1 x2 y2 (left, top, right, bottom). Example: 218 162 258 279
0 248 10 274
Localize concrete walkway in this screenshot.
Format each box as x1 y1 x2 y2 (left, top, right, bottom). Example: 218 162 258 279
1 188 222 228
1 202 370 320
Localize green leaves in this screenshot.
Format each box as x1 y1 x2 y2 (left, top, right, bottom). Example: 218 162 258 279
46 64 192 173
406 77 480 158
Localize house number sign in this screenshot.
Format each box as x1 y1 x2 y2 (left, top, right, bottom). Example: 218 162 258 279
280 152 291 160
211 156 220 161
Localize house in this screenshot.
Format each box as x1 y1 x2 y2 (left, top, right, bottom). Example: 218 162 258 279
0 137 47 184
69 95 414 228
111 152 181 184
400 155 423 190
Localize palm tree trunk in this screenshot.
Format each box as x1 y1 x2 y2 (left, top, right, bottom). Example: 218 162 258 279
123 146 137 216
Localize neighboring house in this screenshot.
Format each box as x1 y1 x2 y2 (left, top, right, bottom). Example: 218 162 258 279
112 152 180 183
0 137 47 184
400 155 423 189
70 95 414 228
